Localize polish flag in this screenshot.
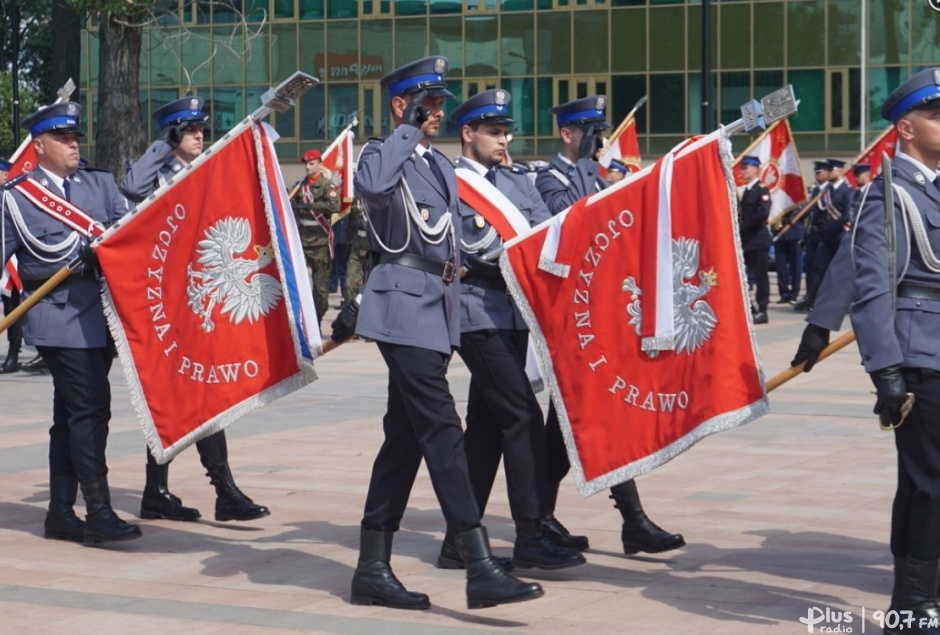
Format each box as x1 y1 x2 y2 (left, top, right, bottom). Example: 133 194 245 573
321 127 355 214
732 119 807 214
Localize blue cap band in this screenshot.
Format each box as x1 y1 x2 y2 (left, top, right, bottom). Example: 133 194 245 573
0 160 11 171
158 109 205 129
387 73 444 97
30 116 79 136
888 84 940 122
456 104 510 127
556 108 604 126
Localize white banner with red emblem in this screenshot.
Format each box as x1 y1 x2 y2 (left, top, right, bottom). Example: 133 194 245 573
732 119 806 214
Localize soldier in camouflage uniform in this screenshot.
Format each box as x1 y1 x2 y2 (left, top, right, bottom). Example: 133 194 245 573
291 148 340 326
342 196 371 308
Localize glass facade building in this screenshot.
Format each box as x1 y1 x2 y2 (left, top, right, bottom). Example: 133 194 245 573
78 0 938 161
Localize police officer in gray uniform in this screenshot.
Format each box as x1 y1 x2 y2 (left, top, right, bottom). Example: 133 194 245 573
438 88 584 572
1 102 141 544
348 56 543 611
535 96 685 557
121 96 269 524
849 68 940 634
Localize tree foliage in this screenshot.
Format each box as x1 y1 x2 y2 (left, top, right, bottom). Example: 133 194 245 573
0 70 39 157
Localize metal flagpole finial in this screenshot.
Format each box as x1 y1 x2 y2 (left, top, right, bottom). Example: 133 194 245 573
259 72 320 114
57 78 76 101
737 85 798 137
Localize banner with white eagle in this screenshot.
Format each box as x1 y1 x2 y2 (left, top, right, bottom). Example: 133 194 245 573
502 130 769 496
94 121 320 463
732 119 806 214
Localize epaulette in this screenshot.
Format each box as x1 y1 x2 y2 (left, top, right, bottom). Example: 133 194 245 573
367 137 383 143
79 165 112 174
499 163 527 175
1 173 28 190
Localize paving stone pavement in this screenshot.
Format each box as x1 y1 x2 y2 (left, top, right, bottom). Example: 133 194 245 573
0 289 896 634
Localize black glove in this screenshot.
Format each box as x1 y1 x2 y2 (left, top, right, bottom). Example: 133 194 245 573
160 123 184 149
578 124 601 160
78 241 99 271
870 365 908 427
402 89 431 128
790 323 830 372
330 297 360 344
462 252 502 280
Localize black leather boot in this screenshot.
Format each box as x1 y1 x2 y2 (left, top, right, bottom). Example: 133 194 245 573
80 476 142 544
541 481 589 551
512 519 586 570
350 529 431 610
206 462 269 521
44 474 84 542
611 480 685 555
455 526 544 609
884 556 940 635
437 531 514 571
140 453 201 521
0 339 20 374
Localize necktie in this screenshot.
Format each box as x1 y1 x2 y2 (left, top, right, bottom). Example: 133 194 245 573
63 177 71 201
485 168 497 185
424 150 449 195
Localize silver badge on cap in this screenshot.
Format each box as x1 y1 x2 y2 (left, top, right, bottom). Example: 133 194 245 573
494 90 507 105
915 172 926 184
420 207 430 221
475 214 485 228
935 69 940 85
67 103 79 116
595 96 606 109
433 57 446 74
189 97 200 110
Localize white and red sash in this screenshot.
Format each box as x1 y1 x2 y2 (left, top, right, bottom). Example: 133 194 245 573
454 167 531 242
14 177 104 239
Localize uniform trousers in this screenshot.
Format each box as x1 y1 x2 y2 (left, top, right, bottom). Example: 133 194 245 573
361 341 480 534
775 239 802 301
806 237 842 302
147 430 227 468
892 367 940 561
38 345 114 482
743 248 770 312
458 328 546 520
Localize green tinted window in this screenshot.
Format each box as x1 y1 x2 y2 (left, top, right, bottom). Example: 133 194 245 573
753 3 783 69
719 71 749 124
271 24 298 82
649 73 684 133
360 20 393 81
536 13 570 75
868 66 907 126
611 9 646 73
537 76 553 136
501 13 535 76
430 0 462 13
274 0 294 19
328 0 358 18
611 74 646 132
300 0 324 19
246 29 271 84
465 17 499 76
719 3 749 69
211 87 243 137
430 17 464 74
299 22 325 79
827 0 860 66
299 83 325 139
912 2 940 64
787 1 825 67
649 7 684 71
574 11 608 74
501 77 535 136
787 69 824 131
395 18 428 68
325 20 359 82
868 0 908 65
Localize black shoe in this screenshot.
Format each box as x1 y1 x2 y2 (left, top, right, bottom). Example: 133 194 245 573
512 520 586 570
206 462 270 521
80 476 143 544
752 311 769 325
140 456 201 521
885 556 940 634
621 513 686 555
44 475 84 543
19 355 49 374
775 298 792 304
792 298 812 311
0 348 20 373
437 535 514 571
351 529 431 610
455 526 544 610
540 515 589 551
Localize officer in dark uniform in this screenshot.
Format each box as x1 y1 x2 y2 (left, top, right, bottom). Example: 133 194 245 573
121 96 269 525
773 169 807 305
348 56 543 611
848 67 940 635
794 160 832 311
0 156 22 374
1 102 141 544
799 159 854 311
534 96 685 557
851 163 872 222
738 155 773 324
438 88 584 572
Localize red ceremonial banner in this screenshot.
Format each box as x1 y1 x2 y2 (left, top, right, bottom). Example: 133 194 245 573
504 131 768 496
321 128 354 214
599 118 642 178
95 124 316 462
845 127 898 188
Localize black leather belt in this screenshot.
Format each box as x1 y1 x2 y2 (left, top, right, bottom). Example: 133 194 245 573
21 267 97 291
898 282 940 302
463 276 507 292
378 252 456 283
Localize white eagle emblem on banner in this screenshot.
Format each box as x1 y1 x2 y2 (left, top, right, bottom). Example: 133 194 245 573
622 237 718 356
186 217 283 332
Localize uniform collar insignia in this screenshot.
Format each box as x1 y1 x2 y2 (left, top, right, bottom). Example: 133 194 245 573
915 171 926 184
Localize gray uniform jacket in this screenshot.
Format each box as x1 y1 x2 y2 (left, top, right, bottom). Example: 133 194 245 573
2 167 128 348
456 157 550 333
806 232 856 332
850 156 940 373
535 154 608 216
353 124 462 355
120 140 186 202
